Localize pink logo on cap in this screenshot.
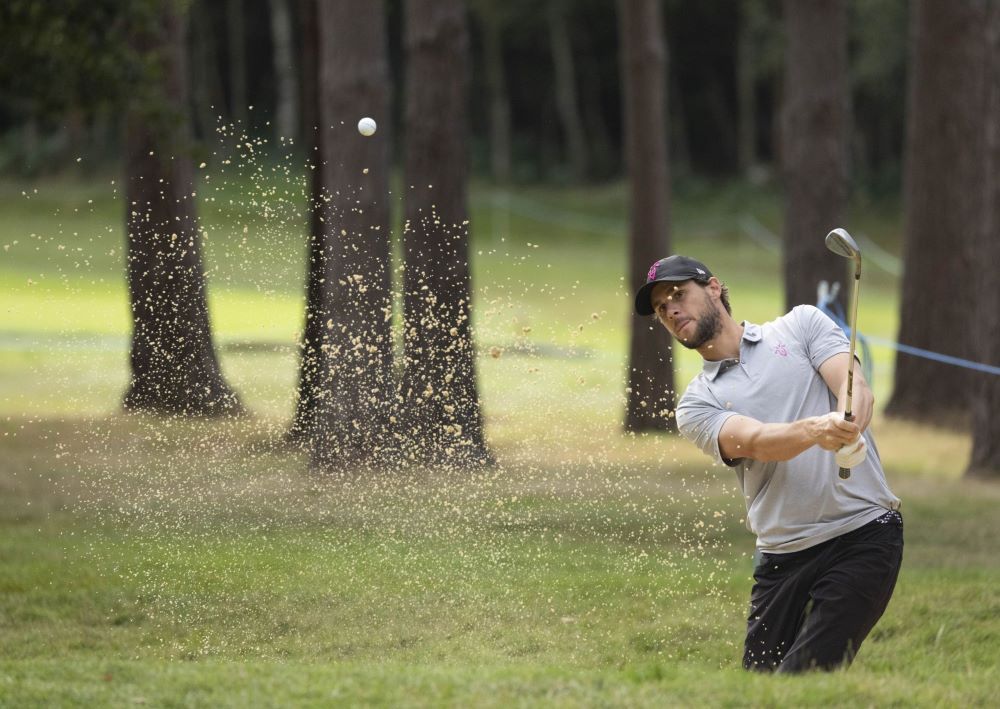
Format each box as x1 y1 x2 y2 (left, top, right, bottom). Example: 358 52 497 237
647 261 660 281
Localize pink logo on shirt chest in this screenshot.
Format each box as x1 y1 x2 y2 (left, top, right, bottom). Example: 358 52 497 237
773 342 789 357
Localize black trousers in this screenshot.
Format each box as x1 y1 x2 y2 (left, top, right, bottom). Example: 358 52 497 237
743 511 903 673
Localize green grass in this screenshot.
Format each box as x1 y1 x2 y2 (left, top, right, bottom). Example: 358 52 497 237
1 172 997 706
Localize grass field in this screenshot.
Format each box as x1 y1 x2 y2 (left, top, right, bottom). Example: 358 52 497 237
1 168 998 707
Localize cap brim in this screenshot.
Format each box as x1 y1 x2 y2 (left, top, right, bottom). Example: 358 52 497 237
634 277 689 316
634 283 657 316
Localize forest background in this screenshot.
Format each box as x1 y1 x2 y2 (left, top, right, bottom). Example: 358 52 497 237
0 0 997 705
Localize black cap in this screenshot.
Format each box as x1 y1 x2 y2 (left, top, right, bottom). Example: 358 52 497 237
634 255 713 316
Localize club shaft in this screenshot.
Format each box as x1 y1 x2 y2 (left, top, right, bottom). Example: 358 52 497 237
844 264 861 417
840 259 861 480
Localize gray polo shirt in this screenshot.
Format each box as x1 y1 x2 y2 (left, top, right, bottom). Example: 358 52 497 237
676 305 900 554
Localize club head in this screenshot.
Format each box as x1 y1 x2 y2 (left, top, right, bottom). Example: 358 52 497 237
825 228 861 262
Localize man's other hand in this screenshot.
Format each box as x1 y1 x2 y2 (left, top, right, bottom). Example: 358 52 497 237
835 436 867 468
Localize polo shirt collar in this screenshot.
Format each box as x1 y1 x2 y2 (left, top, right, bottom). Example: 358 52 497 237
701 321 762 381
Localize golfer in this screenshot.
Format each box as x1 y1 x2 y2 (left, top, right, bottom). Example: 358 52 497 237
635 255 903 673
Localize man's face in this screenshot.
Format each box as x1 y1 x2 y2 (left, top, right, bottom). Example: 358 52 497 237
650 279 722 349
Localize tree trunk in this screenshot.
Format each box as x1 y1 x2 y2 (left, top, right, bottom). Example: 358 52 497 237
189 0 226 141
401 0 491 467
287 0 325 443
619 0 675 433
886 0 983 423
227 0 248 127
967 3 1000 479
123 1 243 416
308 0 394 469
780 0 849 311
548 0 589 181
269 0 298 143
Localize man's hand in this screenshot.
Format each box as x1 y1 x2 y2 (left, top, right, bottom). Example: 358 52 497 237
807 411 861 451
835 436 868 468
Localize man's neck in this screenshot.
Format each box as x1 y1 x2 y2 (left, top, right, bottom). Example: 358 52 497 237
697 316 744 362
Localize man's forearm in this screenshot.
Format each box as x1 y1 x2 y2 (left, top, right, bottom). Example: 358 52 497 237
837 377 873 432
722 416 825 462
719 412 861 462
819 354 875 433
742 418 820 462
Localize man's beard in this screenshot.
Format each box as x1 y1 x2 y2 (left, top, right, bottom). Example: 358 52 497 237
678 305 722 350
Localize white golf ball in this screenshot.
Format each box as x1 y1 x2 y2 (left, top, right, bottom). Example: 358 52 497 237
358 117 377 137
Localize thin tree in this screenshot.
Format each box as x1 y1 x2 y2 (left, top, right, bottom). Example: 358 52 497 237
780 0 849 310
737 0 767 175
308 0 394 468
296 0 319 148
619 0 675 433
967 3 1000 479
548 0 589 181
579 31 616 180
287 0 324 442
123 0 242 416
189 0 227 142
471 0 513 184
400 0 491 467
226 0 248 127
269 0 298 144
886 0 983 423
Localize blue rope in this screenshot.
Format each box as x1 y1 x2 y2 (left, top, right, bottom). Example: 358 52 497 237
859 335 1000 376
817 288 1000 377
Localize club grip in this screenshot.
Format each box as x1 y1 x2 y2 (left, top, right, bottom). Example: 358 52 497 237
839 412 855 479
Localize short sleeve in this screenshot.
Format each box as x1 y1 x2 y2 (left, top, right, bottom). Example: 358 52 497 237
792 305 852 370
676 387 742 467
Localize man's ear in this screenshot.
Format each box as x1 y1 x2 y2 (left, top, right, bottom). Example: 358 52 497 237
705 276 723 299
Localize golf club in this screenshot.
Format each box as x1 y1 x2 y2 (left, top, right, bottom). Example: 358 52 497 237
825 228 862 480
